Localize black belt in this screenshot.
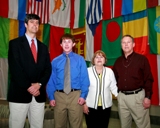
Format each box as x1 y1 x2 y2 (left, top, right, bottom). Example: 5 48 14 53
121 88 142 95
56 89 79 93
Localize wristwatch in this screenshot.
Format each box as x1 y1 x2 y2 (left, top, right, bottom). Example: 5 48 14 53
38 83 42 86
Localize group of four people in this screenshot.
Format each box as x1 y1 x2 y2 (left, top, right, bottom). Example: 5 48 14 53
8 14 153 128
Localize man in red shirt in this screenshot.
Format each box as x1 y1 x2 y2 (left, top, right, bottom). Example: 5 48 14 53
113 35 153 128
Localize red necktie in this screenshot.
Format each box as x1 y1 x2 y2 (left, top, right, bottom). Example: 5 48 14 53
31 39 37 62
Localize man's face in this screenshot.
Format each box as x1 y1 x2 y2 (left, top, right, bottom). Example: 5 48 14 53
121 36 135 55
25 19 39 34
61 39 75 54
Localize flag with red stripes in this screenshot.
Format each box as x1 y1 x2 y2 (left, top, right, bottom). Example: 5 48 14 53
27 0 49 24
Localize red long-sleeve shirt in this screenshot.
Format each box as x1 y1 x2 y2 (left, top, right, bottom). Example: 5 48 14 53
112 52 153 98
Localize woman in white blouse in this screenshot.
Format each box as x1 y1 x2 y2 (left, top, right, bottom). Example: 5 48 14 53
83 50 118 128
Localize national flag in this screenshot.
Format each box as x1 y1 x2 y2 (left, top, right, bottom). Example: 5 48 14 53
123 10 148 55
146 51 160 105
86 0 102 36
70 0 85 28
112 0 122 18
49 26 70 61
72 27 86 58
85 20 102 63
49 0 71 28
122 0 146 15
148 6 160 54
147 0 160 8
0 0 26 21
102 17 122 66
27 0 49 24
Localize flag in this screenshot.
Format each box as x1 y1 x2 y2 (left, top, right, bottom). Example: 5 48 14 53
122 0 146 15
27 0 49 24
36 24 50 47
86 20 102 63
103 0 112 20
102 17 122 66
147 0 160 8
0 17 20 58
0 0 26 21
70 0 85 28
86 0 102 36
49 0 71 28
148 6 160 54
123 10 148 55
146 51 160 105
112 0 122 18
49 26 70 61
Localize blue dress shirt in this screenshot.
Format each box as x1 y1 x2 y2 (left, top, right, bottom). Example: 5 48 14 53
47 52 90 100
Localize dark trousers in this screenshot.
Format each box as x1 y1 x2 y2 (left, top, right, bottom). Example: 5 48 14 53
84 106 111 128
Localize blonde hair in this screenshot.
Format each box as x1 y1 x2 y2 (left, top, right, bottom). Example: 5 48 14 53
91 50 107 65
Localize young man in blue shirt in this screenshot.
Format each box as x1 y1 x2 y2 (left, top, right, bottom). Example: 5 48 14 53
47 33 90 128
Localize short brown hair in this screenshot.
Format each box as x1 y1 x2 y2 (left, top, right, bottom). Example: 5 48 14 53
121 35 134 43
60 33 75 44
91 50 107 65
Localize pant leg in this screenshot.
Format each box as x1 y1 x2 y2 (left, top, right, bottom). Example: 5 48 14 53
128 90 151 128
9 102 29 128
27 96 45 128
68 91 83 128
98 106 111 128
54 91 68 128
117 92 132 128
84 107 98 128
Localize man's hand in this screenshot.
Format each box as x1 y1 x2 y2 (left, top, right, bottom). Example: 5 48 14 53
83 104 89 115
78 97 85 105
143 97 151 109
50 100 56 107
27 83 41 96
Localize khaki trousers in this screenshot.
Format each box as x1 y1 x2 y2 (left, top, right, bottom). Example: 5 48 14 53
9 96 45 128
54 90 83 128
117 89 150 128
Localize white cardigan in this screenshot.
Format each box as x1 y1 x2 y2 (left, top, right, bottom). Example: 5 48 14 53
86 66 118 109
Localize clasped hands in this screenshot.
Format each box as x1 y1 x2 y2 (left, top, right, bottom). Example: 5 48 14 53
27 83 41 96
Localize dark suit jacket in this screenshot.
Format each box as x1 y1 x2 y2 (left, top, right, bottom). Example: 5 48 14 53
8 35 51 103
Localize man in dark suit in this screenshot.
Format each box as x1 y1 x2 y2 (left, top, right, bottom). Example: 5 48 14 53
8 14 51 128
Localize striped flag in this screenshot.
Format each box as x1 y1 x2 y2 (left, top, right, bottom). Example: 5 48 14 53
86 0 102 35
122 0 146 15
0 0 26 21
148 6 160 54
27 0 49 24
123 10 148 55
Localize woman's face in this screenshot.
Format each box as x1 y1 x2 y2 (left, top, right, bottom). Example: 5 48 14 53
94 54 105 66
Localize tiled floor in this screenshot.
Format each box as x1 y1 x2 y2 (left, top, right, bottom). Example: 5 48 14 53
83 118 160 128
